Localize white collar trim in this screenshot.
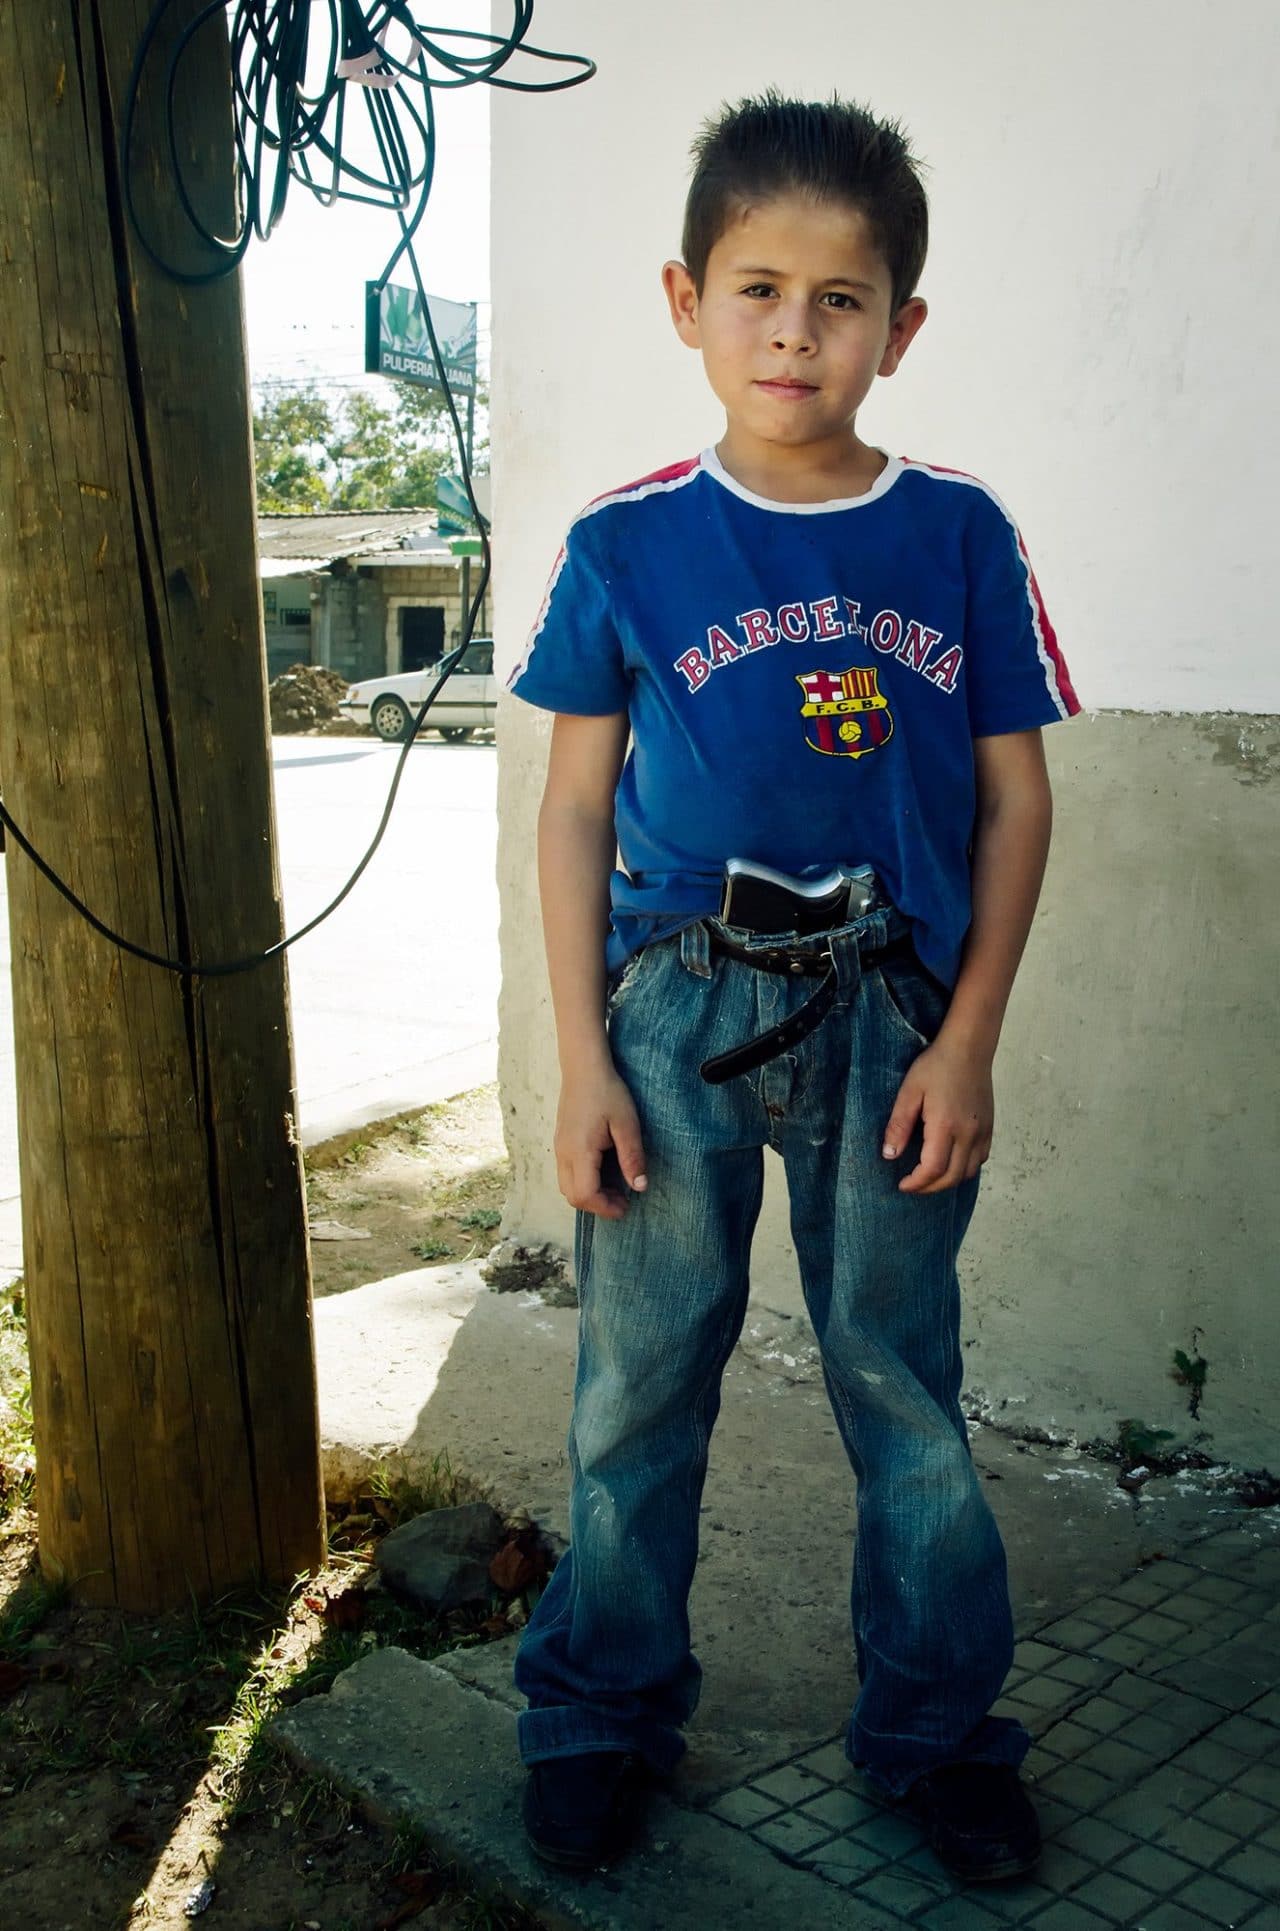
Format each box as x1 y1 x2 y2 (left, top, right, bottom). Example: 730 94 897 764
699 445 904 514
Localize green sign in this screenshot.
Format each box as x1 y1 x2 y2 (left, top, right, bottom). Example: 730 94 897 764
365 282 477 396
436 472 474 537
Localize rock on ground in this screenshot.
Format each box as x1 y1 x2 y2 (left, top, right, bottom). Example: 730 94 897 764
375 1500 505 1613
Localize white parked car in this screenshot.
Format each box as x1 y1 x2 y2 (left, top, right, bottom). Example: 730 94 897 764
340 638 497 743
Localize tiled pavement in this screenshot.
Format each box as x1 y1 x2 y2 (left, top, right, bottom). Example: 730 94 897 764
705 1523 1280 1927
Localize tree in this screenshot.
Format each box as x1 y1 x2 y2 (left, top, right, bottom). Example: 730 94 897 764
250 389 334 510
252 382 488 512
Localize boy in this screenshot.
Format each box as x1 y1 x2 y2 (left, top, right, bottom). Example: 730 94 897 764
505 92 1080 1884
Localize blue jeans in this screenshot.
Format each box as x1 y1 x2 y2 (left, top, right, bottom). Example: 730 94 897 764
515 906 1029 1796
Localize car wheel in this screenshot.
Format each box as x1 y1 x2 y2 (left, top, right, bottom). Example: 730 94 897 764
370 695 413 743
437 726 474 742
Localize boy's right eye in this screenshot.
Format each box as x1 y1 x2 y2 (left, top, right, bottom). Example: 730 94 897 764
740 283 776 298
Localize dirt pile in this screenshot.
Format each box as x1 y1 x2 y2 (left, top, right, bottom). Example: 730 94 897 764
268 662 353 733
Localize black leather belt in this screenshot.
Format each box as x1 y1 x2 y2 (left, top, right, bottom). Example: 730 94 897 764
708 933 834 977
699 930 913 1085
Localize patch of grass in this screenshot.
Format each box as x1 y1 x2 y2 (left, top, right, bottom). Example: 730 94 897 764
366 1449 464 1523
1117 1417 1178 1468
458 1208 501 1232
0 1279 35 1522
0 1568 71 1659
410 1238 453 1262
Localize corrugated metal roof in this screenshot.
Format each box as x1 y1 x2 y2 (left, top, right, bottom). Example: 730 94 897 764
260 556 329 579
257 509 453 564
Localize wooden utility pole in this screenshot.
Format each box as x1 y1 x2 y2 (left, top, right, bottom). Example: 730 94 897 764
0 2 325 1607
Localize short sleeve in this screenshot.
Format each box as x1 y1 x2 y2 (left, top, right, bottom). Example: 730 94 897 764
964 494 1081 737
505 515 629 716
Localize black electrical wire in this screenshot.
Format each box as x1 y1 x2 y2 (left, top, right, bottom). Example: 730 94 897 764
0 3 594 978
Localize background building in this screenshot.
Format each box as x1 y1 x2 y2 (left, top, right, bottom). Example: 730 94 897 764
258 511 490 683
490 1 1279 1467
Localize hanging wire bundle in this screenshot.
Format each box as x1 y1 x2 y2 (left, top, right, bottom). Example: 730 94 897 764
122 0 594 534
0 3 594 979
124 1 594 285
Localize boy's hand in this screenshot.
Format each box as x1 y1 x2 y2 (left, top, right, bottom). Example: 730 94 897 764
881 1036 994 1195
556 1068 649 1219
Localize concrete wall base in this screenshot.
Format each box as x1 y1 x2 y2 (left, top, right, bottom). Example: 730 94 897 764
497 709 1280 1469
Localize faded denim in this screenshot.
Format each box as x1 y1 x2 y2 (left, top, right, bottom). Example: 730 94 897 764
514 906 1029 1794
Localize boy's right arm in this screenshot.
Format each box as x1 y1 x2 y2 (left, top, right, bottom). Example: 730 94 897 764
539 710 648 1220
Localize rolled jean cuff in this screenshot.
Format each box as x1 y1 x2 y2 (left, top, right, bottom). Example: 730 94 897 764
850 1713 1031 1799
517 1703 687 1775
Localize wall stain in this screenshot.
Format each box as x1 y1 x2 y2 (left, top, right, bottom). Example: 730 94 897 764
1195 714 1280 786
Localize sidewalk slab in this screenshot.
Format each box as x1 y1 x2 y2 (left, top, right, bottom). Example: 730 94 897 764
273 1517 1280 1930
271 1645 857 1931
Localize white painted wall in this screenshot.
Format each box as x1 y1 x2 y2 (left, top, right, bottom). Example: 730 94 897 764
492 0 1280 710
489 2 1280 1466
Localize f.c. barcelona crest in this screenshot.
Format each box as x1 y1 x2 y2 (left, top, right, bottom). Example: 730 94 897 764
796 666 893 759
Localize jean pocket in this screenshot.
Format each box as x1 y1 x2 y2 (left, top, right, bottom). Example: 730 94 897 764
869 945 950 1049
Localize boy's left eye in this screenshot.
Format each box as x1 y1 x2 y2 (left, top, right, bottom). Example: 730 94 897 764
821 291 861 310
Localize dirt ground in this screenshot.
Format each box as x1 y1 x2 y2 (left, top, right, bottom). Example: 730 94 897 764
304 1087 508 1304
0 1086 537 1931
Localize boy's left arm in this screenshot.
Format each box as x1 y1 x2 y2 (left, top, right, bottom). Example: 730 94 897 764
883 728 1054 1196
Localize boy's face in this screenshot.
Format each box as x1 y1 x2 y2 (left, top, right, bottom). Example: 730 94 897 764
662 192 926 461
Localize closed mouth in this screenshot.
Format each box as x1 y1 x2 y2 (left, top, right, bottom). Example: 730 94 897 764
756 378 819 395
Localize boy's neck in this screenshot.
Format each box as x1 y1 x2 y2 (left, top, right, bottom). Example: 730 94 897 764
714 425 889 505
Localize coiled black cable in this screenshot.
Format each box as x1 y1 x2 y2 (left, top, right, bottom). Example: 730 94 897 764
0 1 594 977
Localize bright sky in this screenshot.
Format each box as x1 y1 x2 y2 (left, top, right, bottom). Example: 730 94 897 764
240 2 491 403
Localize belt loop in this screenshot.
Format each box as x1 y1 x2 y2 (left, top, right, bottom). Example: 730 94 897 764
680 920 713 979
830 923 865 996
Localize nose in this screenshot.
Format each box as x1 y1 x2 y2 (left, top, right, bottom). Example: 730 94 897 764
771 299 816 354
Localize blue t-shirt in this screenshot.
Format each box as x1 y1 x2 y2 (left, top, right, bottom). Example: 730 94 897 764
507 447 1081 987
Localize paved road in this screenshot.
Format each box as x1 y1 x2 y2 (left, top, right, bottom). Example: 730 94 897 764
0 735 500 1278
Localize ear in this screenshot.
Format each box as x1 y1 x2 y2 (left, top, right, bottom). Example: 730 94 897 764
662 260 701 349
878 296 928 378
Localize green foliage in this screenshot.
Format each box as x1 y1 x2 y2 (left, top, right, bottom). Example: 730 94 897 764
252 380 488 513
0 1277 34 1520
458 1208 501 1232
251 388 335 509
0 1571 70 1660
410 1238 452 1262
1171 1337 1209 1419
366 1450 462 1522
1117 1417 1177 1467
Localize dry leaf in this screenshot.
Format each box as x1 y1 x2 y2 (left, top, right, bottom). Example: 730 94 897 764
489 1528 548 1595
319 1586 368 1631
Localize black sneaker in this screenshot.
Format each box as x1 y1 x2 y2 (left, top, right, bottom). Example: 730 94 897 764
522 1750 648 1871
902 1762 1041 1882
